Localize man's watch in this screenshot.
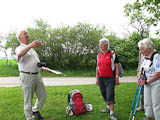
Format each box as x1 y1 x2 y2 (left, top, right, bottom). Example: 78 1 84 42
116 75 119 78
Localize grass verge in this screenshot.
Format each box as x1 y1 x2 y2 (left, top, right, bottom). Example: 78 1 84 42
0 83 145 120
0 59 137 77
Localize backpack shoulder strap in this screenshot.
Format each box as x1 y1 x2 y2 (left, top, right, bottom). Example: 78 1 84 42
97 53 101 67
110 50 116 71
97 53 100 60
149 52 158 67
150 52 158 61
110 50 116 61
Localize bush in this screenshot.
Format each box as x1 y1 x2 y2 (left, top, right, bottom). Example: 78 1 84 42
3 19 160 70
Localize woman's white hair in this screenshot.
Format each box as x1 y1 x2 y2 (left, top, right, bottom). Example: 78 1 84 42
138 38 153 49
99 38 110 49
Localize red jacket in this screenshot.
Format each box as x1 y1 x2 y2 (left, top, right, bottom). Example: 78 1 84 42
97 51 114 77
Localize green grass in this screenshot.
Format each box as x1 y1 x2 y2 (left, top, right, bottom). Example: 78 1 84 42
0 83 146 120
0 59 19 76
0 59 137 77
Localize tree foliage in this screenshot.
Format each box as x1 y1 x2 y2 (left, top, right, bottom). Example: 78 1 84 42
124 0 160 35
0 34 9 64
5 19 106 69
4 19 160 70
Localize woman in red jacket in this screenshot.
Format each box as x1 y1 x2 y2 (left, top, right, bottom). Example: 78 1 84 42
96 38 120 120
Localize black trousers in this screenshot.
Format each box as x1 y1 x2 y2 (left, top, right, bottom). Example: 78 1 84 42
98 76 115 105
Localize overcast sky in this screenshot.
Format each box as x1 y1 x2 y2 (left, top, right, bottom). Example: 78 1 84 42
0 0 135 57
0 0 135 35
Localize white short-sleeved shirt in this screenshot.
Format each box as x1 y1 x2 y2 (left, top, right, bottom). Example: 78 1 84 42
15 43 41 73
142 53 160 85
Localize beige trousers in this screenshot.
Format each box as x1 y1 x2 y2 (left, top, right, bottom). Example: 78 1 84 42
144 83 160 120
20 73 47 120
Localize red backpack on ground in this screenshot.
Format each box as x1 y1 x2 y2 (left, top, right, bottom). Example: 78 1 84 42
67 89 86 115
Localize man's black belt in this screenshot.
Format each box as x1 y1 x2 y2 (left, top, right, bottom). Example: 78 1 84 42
20 71 39 74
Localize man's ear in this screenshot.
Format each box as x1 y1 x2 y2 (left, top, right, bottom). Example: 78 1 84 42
19 36 21 41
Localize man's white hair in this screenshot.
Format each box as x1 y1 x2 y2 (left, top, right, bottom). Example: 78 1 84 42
138 38 153 49
16 30 27 43
16 31 22 42
99 38 110 49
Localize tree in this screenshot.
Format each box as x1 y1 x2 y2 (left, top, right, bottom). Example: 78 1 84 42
124 0 160 35
5 32 18 55
108 32 142 69
0 34 9 64
4 19 106 69
4 19 158 70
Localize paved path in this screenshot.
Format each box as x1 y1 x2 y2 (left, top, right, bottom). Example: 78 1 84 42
0 76 137 87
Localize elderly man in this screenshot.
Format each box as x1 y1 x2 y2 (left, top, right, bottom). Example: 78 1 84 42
15 30 49 120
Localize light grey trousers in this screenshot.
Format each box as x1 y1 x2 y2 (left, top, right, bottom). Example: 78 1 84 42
20 73 47 120
139 85 144 108
144 83 160 120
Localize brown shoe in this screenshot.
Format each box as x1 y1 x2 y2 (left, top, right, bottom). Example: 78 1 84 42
136 106 144 111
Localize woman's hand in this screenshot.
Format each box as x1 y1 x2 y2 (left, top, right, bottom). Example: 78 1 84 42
137 78 141 85
96 77 99 86
115 77 119 85
140 80 145 85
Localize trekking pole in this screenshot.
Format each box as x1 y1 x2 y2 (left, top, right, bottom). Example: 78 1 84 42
132 85 143 120
129 85 139 120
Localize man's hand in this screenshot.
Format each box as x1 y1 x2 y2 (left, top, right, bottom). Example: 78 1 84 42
29 40 42 48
